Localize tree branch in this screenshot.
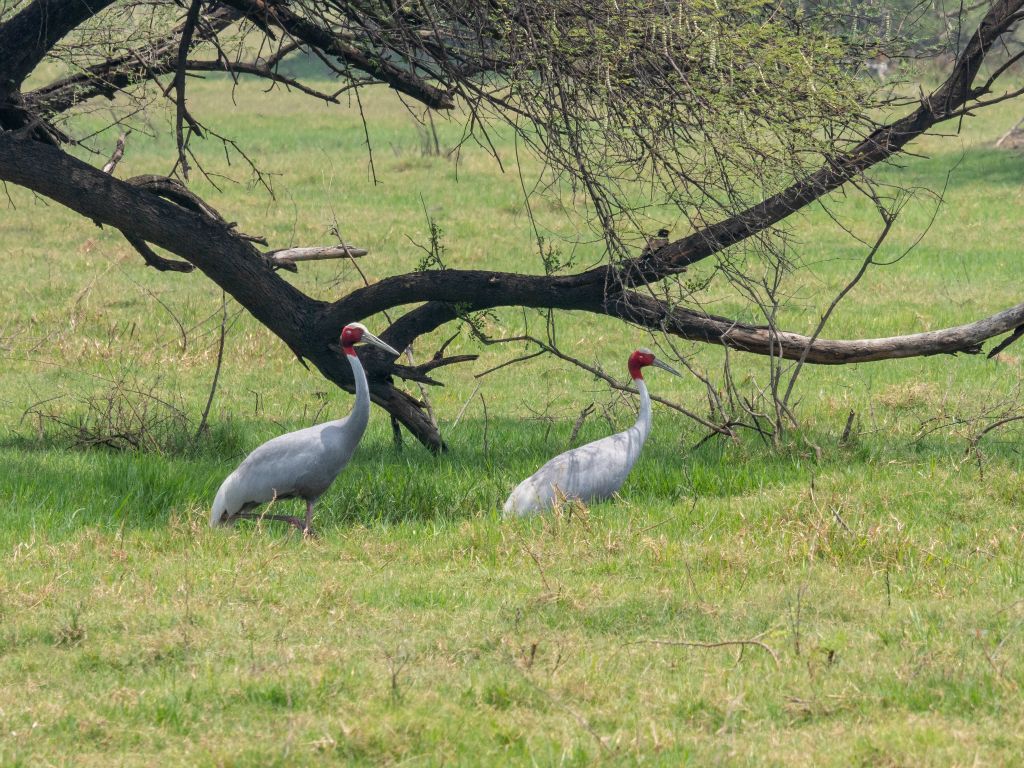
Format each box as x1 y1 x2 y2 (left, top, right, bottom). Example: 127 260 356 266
20 6 240 118
219 0 454 109
604 0 1024 287
0 0 118 91
174 0 206 179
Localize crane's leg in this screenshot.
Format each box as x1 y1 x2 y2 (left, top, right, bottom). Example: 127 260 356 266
304 500 316 538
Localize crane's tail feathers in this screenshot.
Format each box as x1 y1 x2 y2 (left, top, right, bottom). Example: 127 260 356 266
210 482 230 527
501 495 519 518
502 480 545 518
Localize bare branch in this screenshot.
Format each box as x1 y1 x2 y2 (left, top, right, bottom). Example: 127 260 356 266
173 0 205 180
267 244 369 267
478 333 734 437
19 7 239 119
219 0 454 109
781 209 896 408
195 293 228 440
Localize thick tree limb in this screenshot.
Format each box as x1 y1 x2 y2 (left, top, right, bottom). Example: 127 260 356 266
362 272 1024 365
0 0 118 91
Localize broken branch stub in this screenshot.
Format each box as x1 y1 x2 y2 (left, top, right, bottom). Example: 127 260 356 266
267 245 369 270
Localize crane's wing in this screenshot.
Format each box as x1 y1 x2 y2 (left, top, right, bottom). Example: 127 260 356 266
503 428 645 516
210 419 356 525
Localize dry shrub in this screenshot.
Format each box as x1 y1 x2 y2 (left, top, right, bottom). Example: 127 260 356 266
24 371 192 454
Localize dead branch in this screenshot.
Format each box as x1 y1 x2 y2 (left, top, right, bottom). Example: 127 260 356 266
267 244 369 267
840 410 856 445
967 414 1024 453
567 403 595 448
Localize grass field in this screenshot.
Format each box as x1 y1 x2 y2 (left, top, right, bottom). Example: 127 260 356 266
2 71 1024 766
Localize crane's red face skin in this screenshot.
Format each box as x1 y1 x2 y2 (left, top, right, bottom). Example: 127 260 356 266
628 349 656 380
340 325 364 355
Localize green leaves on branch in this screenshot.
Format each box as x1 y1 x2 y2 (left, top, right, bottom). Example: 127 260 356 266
481 0 888 255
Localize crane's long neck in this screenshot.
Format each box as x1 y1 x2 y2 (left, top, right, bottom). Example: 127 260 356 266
342 349 371 437
633 377 652 441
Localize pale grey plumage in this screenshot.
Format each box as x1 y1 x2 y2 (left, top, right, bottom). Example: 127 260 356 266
503 380 652 516
210 324 397 532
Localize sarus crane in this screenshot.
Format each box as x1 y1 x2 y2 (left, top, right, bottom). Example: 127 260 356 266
210 322 399 535
503 348 681 516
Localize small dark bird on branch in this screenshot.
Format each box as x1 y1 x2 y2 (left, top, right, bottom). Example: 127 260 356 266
641 228 670 258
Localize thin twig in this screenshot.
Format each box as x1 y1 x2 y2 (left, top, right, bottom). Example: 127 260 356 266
195 293 227 441
450 383 481 430
781 210 895 410
628 637 780 668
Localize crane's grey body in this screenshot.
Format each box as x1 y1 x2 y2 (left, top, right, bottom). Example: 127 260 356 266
210 335 388 532
504 380 652 516
210 381 367 525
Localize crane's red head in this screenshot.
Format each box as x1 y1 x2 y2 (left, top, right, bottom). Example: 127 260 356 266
339 323 401 359
628 348 656 380
340 323 366 356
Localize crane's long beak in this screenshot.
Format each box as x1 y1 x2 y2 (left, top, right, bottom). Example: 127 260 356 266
361 330 401 357
652 357 683 377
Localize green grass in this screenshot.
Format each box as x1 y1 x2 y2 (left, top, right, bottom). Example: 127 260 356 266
3 74 1024 765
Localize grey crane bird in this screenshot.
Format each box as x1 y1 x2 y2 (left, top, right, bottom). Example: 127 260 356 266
210 322 400 535
503 348 681 516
